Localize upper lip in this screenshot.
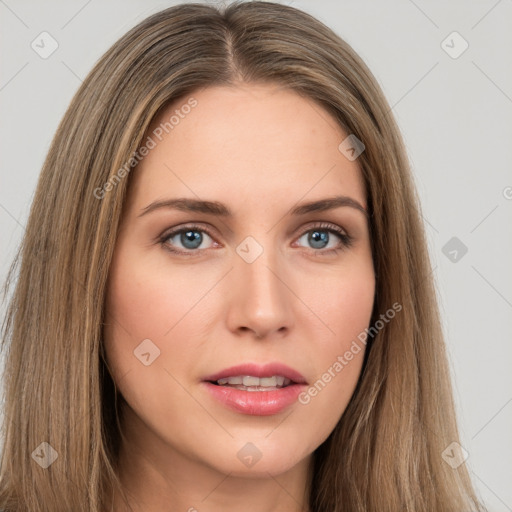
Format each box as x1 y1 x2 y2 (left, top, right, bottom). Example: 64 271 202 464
203 362 307 385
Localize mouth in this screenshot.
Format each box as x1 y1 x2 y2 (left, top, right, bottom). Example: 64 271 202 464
201 362 308 415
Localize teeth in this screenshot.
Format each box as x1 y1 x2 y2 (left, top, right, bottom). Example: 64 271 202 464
217 376 243 385
243 376 260 387
216 375 292 388
259 377 277 387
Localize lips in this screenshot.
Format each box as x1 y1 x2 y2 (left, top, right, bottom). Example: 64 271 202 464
201 362 308 415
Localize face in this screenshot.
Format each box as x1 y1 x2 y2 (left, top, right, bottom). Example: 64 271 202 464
104 83 375 482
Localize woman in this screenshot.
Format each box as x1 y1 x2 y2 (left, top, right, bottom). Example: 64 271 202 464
0 1 486 511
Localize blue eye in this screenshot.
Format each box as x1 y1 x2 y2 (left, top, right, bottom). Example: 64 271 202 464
162 226 215 252
159 222 353 256
298 229 340 250
294 222 354 255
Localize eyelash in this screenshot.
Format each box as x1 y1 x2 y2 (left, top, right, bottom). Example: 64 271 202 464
158 222 354 257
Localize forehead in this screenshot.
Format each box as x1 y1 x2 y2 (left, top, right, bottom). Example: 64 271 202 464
127 83 367 213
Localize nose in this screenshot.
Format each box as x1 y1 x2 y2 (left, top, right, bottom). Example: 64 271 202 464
225 245 294 340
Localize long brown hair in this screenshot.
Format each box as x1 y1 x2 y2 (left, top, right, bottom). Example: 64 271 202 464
0 2 486 511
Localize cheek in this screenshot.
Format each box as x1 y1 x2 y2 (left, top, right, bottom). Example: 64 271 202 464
102 243 228 399
329 272 375 344
104 246 213 342
299 254 375 353
102 248 213 433
294 260 375 435
321 265 375 380
103 246 194 378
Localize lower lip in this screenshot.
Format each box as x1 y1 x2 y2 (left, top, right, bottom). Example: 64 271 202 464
202 382 307 416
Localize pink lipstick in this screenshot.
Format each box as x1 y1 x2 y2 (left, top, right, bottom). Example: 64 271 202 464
202 362 308 416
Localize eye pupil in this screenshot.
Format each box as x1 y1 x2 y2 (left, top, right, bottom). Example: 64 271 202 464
309 230 329 249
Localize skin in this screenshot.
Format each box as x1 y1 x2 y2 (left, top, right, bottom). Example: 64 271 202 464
103 83 375 512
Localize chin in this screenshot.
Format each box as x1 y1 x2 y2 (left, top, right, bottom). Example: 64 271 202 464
203 438 309 477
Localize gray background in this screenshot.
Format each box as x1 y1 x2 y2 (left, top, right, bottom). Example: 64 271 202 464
1 0 511 510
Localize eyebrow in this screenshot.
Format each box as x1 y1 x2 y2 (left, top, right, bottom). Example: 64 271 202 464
138 195 368 218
